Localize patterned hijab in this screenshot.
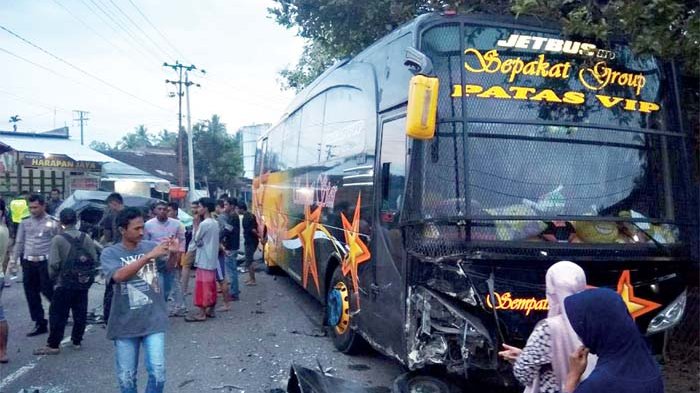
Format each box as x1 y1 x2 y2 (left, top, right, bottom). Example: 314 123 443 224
542 261 596 392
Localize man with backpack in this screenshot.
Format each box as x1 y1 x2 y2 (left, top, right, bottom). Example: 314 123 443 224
33 208 97 355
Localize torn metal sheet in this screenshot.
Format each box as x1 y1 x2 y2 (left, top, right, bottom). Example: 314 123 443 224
406 286 496 376
286 364 390 393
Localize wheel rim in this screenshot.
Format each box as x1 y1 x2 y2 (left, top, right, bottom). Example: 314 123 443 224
327 281 350 335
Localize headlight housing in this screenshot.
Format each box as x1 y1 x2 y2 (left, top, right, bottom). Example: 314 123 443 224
647 289 686 335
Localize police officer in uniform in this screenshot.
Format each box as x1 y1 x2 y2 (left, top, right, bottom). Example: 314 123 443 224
11 194 61 336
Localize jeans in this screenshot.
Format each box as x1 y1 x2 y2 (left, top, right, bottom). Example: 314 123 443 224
114 332 165 393
224 253 239 297
158 270 184 310
47 287 88 348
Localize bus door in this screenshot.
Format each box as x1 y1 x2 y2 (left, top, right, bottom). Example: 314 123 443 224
362 112 409 358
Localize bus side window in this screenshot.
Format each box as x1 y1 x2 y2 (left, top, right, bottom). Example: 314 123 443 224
255 138 267 175
380 117 407 228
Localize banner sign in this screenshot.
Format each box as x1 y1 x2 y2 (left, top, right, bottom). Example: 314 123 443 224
452 34 660 114
22 153 102 172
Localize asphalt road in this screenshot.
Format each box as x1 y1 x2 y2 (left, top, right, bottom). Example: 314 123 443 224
0 264 404 393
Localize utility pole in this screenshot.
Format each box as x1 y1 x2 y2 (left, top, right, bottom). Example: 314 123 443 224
164 61 199 187
73 110 89 145
185 72 198 203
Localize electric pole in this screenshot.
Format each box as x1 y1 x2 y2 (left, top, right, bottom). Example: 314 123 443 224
73 110 89 145
185 72 198 203
164 61 199 187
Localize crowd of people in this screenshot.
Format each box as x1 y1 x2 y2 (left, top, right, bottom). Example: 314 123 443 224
0 191 667 393
0 191 259 393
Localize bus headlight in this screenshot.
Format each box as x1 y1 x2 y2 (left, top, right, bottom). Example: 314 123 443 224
647 289 686 335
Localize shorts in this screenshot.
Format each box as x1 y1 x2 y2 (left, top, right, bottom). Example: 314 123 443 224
243 243 257 268
216 255 226 282
181 250 195 268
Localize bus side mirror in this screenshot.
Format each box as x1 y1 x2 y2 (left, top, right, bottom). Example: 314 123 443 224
406 75 439 140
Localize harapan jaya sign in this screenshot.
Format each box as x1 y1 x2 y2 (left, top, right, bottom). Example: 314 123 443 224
23 153 102 172
452 34 659 114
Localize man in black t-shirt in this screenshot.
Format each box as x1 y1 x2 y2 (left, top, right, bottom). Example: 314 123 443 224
99 193 123 324
238 202 258 286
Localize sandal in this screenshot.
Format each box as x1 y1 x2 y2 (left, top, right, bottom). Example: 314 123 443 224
184 315 206 322
0 355 8 363
33 347 60 355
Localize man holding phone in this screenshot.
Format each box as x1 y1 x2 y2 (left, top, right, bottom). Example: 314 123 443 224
101 207 172 393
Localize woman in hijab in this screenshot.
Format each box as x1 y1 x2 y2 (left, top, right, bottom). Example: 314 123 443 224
562 288 663 393
499 261 595 393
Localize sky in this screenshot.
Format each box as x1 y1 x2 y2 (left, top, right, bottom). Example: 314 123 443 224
0 0 304 145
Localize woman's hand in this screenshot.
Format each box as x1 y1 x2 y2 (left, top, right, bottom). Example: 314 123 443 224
498 343 522 362
564 346 589 392
569 346 589 377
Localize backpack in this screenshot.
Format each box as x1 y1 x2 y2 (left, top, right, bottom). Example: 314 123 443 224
60 233 96 289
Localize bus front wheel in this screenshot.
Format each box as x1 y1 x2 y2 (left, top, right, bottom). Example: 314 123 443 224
327 265 365 354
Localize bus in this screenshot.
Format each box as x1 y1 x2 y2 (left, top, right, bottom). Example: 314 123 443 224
253 12 696 387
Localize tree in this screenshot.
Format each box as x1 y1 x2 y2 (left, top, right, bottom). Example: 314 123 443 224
115 125 153 150
270 0 699 90
154 129 178 149
189 115 244 194
89 140 112 152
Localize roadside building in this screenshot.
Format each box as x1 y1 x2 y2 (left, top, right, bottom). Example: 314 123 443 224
0 128 171 200
0 128 110 198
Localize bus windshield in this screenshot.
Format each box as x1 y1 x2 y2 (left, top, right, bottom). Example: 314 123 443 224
409 21 689 245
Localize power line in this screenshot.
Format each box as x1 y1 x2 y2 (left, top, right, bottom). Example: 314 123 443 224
0 88 70 112
106 0 176 61
51 0 167 77
92 0 164 62
84 0 162 64
0 24 172 113
0 47 99 93
125 0 189 63
51 0 125 55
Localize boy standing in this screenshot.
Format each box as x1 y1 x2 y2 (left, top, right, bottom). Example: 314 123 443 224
100 207 171 393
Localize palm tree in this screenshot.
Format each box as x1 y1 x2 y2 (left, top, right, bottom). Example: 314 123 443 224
9 115 21 132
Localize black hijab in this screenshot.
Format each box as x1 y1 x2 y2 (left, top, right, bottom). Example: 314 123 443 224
564 288 664 393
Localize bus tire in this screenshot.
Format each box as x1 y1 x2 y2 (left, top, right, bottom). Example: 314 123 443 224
265 263 284 275
327 265 365 354
391 371 460 393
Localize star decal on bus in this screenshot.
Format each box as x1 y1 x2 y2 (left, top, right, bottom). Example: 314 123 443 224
287 204 323 293
340 193 370 307
616 270 661 320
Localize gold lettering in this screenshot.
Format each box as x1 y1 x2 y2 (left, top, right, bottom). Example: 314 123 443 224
579 62 646 95
464 84 484 96
485 292 549 315
596 95 625 108
638 101 660 113
530 89 562 103
476 86 511 99
509 86 536 100
451 84 463 97
563 91 586 104
463 49 570 82
623 99 638 111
